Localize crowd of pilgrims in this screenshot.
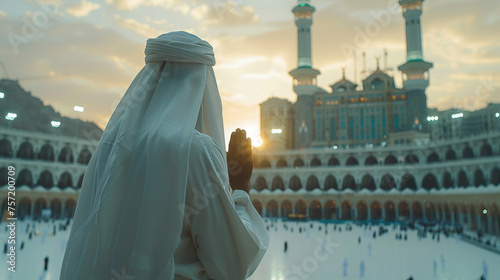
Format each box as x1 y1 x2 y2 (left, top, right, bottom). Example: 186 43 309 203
1 217 491 280
264 218 490 280
3 218 71 272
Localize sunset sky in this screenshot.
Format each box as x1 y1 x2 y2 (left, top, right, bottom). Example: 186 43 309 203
1 0 499 146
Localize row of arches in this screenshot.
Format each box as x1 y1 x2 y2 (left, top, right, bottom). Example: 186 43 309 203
256 143 497 168
252 199 500 234
253 167 500 192
1 197 77 220
0 139 92 164
0 168 84 189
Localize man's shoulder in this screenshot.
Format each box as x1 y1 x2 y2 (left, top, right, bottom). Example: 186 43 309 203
190 130 225 161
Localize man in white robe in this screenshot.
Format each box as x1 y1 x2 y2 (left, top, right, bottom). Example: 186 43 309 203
59 31 269 280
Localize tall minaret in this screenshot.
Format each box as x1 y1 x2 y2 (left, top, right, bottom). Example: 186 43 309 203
397 0 433 132
289 0 321 149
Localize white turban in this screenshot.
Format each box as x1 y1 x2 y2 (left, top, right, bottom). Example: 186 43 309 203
60 31 226 279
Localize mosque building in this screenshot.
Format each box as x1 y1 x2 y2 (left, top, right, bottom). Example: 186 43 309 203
252 0 500 236
0 0 498 239
260 0 499 151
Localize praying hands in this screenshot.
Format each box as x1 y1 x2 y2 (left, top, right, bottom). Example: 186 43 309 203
227 128 253 194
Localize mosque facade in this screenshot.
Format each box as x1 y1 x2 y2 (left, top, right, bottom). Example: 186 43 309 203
260 0 499 151
0 0 499 240
253 0 500 236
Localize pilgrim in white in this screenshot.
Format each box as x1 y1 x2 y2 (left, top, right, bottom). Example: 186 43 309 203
59 31 269 280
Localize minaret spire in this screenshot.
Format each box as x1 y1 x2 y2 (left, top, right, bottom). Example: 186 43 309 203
397 0 433 132
288 0 320 96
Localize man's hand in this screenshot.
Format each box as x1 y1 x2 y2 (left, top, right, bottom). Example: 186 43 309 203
227 128 253 193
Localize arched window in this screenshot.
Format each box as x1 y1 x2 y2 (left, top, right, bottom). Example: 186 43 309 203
17 142 35 159
295 200 306 215
0 139 13 157
491 167 500 185
276 159 287 168
306 176 320 191
370 78 385 90
462 146 474 159
341 201 352 220
445 149 456 161
34 198 47 220
50 199 62 219
336 86 347 93
405 154 419 164
364 156 377 166
427 152 439 163
37 170 53 189
309 200 322 219
17 169 33 187
281 200 292 218
39 144 55 161
346 156 358 166
380 174 396 191
58 172 73 189
385 201 396 221
65 199 77 218
412 202 423 220
370 201 382 220
266 200 278 217
271 176 285 191
310 157 321 167
293 158 305 168
324 200 336 219
480 144 493 157
384 155 398 165
59 147 74 163
328 157 340 166
254 176 267 191
401 174 417 191
78 149 92 164
457 170 469 187
289 176 302 191
357 201 368 220
422 173 438 190
324 175 338 190
398 201 410 220
258 159 271 168
473 169 485 187
442 172 453 188
342 174 356 191
360 174 376 191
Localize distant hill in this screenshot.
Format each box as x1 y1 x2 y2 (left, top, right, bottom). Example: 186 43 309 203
0 79 103 140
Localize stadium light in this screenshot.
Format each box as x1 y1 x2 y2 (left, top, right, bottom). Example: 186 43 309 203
5 112 17 121
5 112 17 129
74 105 84 112
451 113 463 119
271 128 282 134
51 121 61 128
496 112 499 118
0 92 4 99
427 116 438 121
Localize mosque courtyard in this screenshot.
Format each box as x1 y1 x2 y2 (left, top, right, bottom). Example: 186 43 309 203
1 219 499 280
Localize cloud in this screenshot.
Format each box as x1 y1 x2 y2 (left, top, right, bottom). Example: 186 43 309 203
106 0 190 14
114 15 162 38
66 0 100 18
191 2 259 25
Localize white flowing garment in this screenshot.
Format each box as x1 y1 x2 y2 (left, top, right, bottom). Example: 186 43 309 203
60 31 269 280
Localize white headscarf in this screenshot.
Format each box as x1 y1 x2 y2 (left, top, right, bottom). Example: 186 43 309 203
60 31 225 279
